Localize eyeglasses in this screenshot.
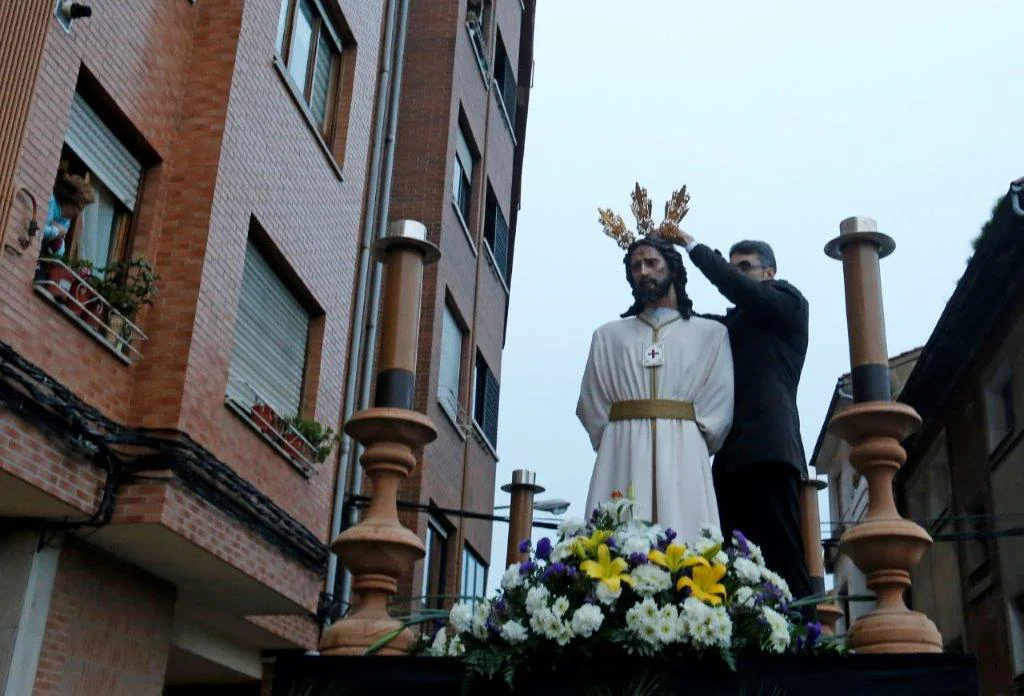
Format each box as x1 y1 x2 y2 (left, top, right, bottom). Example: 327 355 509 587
734 261 765 273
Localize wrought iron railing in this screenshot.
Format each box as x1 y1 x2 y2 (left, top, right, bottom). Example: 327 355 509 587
33 257 148 361
466 15 489 76
225 377 317 475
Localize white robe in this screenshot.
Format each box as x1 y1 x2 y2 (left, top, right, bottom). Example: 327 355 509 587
577 308 734 539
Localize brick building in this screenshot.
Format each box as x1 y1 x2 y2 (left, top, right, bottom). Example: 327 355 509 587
812 180 1024 696
0 0 388 693
371 0 537 610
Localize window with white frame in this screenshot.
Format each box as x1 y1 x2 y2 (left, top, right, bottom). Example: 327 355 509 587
484 185 510 282
453 124 475 225
461 545 487 603
422 516 449 609
275 0 343 138
438 301 465 421
227 239 311 420
983 360 1017 453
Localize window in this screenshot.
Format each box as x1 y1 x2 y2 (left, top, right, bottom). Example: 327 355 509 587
227 239 311 420
422 516 449 609
275 0 343 137
461 545 487 603
466 0 492 75
484 186 510 283
438 302 465 420
983 361 1016 453
494 31 517 127
473 350 500 448
452 125 475 225
56 93 142 272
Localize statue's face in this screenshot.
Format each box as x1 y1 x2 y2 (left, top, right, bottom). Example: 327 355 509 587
628 245 668 290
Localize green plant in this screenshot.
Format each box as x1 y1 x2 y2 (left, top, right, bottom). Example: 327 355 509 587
289 416 340 463
93 257 159 317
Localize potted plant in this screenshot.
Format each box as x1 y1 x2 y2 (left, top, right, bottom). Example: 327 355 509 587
286 416 339 464
251 400 280 435
94 257 159 346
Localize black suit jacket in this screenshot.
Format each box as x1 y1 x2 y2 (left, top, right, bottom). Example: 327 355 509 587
689 244 809 478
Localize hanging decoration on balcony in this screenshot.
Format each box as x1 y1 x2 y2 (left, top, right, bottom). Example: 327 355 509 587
416 492 843 686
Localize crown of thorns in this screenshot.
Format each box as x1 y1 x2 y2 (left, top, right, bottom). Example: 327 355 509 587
598 183 690 250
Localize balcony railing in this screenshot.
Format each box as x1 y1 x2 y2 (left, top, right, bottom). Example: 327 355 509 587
33 257 148 361
225 377 317 476
466 15 490 77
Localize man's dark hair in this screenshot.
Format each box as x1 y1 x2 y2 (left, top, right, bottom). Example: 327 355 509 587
728 240 777 270
621 237 694 319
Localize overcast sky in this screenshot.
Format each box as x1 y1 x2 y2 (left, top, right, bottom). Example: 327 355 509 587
487 1 1024 588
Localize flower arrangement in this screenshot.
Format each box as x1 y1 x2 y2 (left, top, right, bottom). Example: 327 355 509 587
419 492 840 685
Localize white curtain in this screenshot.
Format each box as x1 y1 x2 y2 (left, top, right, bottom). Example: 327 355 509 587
77 178 117 274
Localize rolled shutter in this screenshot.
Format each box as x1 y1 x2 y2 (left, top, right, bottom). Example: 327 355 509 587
483 369 500 446
228 243 310 418
438 307 462 412
492 205 509 281
64 93 142 211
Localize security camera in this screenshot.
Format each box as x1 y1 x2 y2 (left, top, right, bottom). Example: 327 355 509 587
60 1 92 20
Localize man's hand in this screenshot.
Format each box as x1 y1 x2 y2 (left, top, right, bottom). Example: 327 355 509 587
677 230 694 247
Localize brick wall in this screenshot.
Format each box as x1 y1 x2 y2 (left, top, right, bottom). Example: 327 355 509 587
33 541 177 696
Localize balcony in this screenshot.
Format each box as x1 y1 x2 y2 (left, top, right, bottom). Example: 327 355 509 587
466 14 490 80
225 378 319 477
33 257 149 363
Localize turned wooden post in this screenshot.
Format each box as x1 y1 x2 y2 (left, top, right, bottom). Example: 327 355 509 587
824 216 942 653
503 469 544 567
799 477 844 634
320 220 440 656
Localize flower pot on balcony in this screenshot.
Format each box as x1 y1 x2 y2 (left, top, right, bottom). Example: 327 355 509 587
251 402 278 435
105 313 127 348
283 431 315 465
43 262 78 305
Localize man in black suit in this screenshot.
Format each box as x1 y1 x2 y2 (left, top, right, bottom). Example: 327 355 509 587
677 234 812 601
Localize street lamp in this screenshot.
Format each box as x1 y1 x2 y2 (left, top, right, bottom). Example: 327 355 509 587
495 498 571 515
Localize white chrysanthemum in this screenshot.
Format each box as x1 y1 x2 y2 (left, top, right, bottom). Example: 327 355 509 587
501 563 525 590
471 601 490 639
747 541 766 567
630 564 672 597
447 635 465 656
761 606 791 653
550 539 579 563
760 568 793 601
500 620 528 644
733 586 755 608
570 604 604 638
714 550 730 566
699 524 724 544
625 597 661 636
525 585 550 615
681 597 731 649
618 534 653 557
695 537 720 555
656 617 679 644
551 595 571 618
449 602 473 634
733 557 762 585
428 628 448 656
557 517 586 539
595 582 621 606
553 621 574 646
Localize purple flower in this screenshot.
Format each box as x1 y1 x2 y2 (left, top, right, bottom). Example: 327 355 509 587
797 622 822 652
536 537 552 561
606 537 618 550
733 530 751 557
519 561 536 575
519 538 531 553
663 528 677 544
493 598 508 616
541 562 568 581
628 552 649 566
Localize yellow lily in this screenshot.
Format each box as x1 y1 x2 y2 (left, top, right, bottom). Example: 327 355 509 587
580 544 634 592
677 562 728 605
648 544 708 574
572 529 612 559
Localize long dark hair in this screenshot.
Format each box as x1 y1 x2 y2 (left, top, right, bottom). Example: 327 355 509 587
621 237 694 319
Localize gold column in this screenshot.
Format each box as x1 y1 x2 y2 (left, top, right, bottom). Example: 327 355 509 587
320 221 440 656
824 216 942 653
502 469 544 567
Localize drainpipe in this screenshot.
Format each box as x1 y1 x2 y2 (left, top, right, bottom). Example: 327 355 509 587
336 0 411 612
324 0 401 617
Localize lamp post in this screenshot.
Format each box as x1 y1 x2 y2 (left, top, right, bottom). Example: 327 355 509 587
824 216 942 653
319 220 440 656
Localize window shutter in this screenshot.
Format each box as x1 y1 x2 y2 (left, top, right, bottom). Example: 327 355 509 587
483 368 500 446
64 93 142 211
492 205 509 280
438 307 463 413
228 242 310 418
456 128 474 181
501 55 517 124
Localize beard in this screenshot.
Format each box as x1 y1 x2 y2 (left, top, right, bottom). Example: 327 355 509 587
632 276 672 305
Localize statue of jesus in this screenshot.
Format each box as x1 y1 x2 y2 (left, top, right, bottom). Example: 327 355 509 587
577 186 734 539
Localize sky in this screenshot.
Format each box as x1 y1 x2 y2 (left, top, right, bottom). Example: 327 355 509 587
487 1 1024 589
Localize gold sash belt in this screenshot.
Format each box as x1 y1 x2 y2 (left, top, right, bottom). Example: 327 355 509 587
608 399 695 422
